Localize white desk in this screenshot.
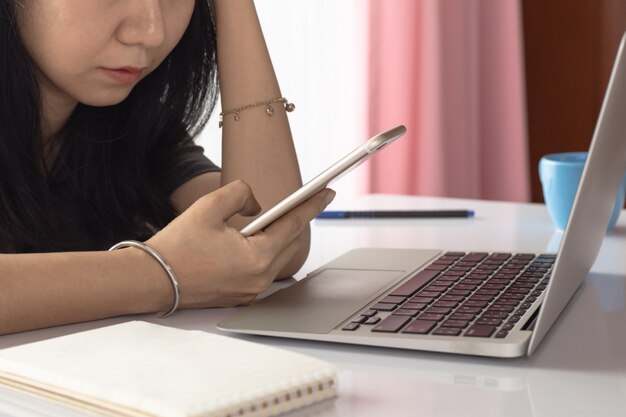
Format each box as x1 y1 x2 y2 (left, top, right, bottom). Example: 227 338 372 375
1 195 625 417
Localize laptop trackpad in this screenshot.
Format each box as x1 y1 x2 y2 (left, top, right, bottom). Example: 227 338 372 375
220 269 405 334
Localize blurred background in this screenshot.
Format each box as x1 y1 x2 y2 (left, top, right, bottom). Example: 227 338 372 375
197 0 626 205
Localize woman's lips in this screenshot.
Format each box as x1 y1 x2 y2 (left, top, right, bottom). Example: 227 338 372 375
100 67 146 84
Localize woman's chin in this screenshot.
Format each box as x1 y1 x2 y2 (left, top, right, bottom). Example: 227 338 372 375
79 89 133 107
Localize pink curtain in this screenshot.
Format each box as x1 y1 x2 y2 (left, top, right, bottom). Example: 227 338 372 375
364 0 530 201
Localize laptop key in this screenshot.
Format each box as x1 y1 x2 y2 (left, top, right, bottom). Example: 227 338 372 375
403 302 427 310
378 295 407 304
518 277 540 284
440 273 463 280
410 296 435 304
475 289 499 296
432 301 458 308
496 299 521 307
465 325 496 337
482 283 506 290
441 320 470 328
462 252 488 262
350 316 368 324
492 273 516 280
417 291 441 298
475 266 498 272
502 265 524 271
423 285 448 293
371 303 397 311
433 327 462 336
342 323 360 331
513 283 535 290
456 306 482 314
440 295 464 302
482 310 509 319
450 313 475 321
402 320 437 334
425 264 448 271
389 269 440 297
500 293 525 300
489 305 515 313
488 279 510 285
418 313 445 321
468 295 494 302
361 309 378 317
424 307 452 315
467 273 489 280
364 316 381 325
455 284 479 291
372 315 411 333
476 318 503 326
462 300 488 308
392 309 420 317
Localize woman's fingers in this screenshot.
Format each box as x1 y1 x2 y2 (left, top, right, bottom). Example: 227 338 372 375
268 234 303 278
251 188 335 256
209 180 262 221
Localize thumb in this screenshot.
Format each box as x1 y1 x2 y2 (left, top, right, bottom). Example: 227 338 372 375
212 180 262 221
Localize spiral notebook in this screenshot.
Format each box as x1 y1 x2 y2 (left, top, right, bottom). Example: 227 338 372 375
0 321 338 417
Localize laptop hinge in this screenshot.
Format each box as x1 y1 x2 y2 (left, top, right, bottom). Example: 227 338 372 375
522 304 542 331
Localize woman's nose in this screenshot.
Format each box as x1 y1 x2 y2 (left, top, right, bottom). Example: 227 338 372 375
116 0 165 48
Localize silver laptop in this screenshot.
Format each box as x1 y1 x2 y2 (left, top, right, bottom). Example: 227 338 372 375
218 33 626 358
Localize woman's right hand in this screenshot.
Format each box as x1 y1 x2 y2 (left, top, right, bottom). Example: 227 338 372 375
145 180 335 309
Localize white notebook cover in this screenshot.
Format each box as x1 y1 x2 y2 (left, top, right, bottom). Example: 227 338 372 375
0 321 338 417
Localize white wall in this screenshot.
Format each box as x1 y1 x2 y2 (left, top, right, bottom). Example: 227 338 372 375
197 0 367 206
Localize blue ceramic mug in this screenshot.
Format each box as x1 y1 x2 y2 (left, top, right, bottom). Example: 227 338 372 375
539 152 626 231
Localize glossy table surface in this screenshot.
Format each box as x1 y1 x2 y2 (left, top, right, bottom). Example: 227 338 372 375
1 195 625 417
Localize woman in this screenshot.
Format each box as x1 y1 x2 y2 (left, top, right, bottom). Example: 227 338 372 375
0 0 334 335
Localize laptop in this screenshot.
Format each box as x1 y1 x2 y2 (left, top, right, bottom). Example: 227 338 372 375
217 32 626 358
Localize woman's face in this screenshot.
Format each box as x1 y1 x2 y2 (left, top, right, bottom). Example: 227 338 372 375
17 0 196 107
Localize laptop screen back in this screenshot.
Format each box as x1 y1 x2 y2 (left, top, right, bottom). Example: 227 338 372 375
528 33 626 354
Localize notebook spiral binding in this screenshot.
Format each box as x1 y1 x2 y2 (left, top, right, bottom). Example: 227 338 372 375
210 373 337 417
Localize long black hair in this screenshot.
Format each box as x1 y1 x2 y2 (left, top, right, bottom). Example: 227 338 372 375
0 1 219 252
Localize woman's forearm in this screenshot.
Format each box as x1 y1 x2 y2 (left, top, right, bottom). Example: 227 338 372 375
213 0 309 276
214 0 303 214
0 249 170 335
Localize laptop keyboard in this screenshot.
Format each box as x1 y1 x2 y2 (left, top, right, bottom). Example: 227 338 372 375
341 252 555 338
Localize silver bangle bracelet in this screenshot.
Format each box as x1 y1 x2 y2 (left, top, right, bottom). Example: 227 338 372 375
108 240 180 318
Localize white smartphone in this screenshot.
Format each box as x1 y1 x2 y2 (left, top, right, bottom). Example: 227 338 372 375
239 124 406 236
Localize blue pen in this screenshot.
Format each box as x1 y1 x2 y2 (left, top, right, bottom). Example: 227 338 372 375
317 210 475 219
